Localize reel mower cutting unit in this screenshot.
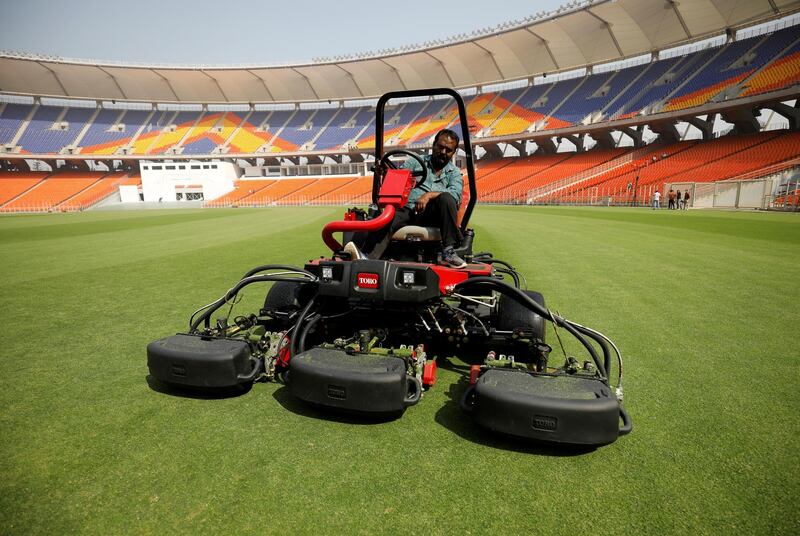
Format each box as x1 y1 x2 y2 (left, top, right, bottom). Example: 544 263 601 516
147 88 632 448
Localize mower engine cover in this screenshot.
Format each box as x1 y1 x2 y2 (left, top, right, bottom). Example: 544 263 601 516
470 369 622 446
307 259 441 303
147 334 258 390
289 347 421 414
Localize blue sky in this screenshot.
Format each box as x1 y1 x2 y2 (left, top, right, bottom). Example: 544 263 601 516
1 0 565 65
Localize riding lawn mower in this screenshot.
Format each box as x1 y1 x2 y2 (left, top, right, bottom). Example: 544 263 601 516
147 88 632 448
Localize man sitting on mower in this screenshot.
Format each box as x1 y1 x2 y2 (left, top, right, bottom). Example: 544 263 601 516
348 129 467 268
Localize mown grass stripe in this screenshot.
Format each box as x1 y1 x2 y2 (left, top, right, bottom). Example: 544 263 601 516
1 207 798 535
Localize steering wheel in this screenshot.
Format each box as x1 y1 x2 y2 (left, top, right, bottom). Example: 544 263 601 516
378 149 428 188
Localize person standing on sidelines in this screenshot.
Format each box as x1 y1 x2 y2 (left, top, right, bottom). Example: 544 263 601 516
676 189 682 210
652 190 661 209
683 190 690 209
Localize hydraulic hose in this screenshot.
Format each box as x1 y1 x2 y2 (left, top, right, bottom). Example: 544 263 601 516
297 313 321 354
455 277 607 380
242 265 317 279
190 274 319 332
570 320 625 392
289 295 318 359
573 324 612 380
494 268 520 288
619 406 633 435
471 255 523 288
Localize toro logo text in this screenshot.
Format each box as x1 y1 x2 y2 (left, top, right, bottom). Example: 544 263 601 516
356 273 380 289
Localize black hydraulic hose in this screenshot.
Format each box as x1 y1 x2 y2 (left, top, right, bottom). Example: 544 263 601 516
494 268 520 288
190 275 318 332
470 256 522 288
455 277 607 379
289 295 318 359
242 265 316 279
482 258 516 272
619 406 633 436
297 313 321 354
574 324 612 380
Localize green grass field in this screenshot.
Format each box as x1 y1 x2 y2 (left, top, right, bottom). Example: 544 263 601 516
1 206 798 535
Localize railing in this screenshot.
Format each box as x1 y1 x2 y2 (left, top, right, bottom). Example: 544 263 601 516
218 193 372 208
721 158 800 182
525 145 652 201
478 183 657 207
0 202 88 213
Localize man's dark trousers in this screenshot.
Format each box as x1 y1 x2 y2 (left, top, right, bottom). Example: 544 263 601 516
363 192 461 259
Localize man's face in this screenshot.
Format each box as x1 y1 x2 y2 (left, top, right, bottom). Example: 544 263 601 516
430 135 457 170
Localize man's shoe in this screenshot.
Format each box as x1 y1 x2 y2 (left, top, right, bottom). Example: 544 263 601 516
442 247 467 269
344 241 366 260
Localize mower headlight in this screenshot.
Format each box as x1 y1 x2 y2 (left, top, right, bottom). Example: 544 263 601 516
322 266 334 280
402 271 415 285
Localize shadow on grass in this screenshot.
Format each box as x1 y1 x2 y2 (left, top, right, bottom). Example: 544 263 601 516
434 359 596 457
271 384 404 425
146 374 253 400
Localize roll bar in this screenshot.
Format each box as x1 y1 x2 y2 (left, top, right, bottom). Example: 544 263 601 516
373 88 477 232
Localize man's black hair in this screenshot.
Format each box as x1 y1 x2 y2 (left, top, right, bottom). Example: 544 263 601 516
433 128 460 147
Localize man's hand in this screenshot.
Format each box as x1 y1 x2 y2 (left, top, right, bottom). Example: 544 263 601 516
415 191 440 213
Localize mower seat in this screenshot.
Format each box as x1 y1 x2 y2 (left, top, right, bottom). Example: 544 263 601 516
391 225 441 242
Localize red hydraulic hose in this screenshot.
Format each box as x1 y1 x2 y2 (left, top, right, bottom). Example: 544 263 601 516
321 204 396 252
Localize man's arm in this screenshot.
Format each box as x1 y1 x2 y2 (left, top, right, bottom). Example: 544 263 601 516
444 167 464 207
402 157 420 173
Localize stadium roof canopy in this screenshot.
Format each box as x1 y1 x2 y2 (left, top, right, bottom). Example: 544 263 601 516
1 0 798 104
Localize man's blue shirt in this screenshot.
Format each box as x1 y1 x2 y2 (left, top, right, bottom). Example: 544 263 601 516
402 154 463 210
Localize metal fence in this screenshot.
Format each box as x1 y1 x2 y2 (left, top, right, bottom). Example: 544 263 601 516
666 178 787 210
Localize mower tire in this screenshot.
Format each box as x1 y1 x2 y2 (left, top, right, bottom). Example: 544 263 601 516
497 290 546 341
263 281 314 312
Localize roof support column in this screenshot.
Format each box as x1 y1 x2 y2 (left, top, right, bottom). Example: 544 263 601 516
721 109 760 134
764 102 800 130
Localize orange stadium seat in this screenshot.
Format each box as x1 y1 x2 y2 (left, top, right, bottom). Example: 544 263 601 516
315 176 373 205
490 149 627 202
239 179 317 206
181 112 243 155
664 72 751 112
279 176 363 205
739 51 800 97
205 179 277 207
480 154 571 202
1 171 105 212
57 172 141 210
0 171 49 205
146 117 200 155
547 131 800 204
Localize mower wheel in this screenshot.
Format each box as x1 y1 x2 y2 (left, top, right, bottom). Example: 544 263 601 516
497 290 546 341
263 281 314 312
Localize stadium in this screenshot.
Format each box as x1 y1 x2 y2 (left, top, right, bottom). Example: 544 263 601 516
1 0 799 210
1 0 799 534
